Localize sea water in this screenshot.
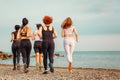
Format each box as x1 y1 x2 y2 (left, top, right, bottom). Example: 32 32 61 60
0 51 120 69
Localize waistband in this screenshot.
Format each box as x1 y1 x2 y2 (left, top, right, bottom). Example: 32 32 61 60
21 39 30 41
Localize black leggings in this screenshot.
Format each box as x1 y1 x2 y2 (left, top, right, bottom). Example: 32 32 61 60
20 39 32 68
34 41 42 53
42 40 54 70
12 41 21 67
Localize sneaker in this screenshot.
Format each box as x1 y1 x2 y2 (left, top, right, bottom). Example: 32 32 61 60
39 66 42 71
43 70 48 74
24 69 29 73
24 63 28 73
17 63 20 70
49 63 54 73
36 63 39 70
13 67 16 70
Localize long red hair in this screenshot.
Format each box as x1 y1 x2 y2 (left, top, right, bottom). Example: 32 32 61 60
61 17 72 29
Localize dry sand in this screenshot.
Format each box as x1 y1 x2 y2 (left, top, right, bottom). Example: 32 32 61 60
0 64 120 80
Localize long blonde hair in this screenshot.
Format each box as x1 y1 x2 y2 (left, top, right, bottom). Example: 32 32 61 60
61 17 72 29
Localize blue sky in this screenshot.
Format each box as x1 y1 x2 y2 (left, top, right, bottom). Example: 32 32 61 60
0 0 120 52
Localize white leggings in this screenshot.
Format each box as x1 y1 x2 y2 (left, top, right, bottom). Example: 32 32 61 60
64 38 75 63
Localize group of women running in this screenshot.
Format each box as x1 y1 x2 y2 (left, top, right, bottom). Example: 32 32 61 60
11 16 78 74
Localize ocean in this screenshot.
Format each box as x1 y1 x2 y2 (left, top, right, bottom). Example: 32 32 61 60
0 51 120 69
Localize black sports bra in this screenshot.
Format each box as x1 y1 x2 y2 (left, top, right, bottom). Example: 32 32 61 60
20 27 27 37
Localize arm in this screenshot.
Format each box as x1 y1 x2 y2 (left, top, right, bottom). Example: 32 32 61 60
27 27 31 38
73 27 79 42
53 29 57 39
38 27 42 39
31 32 35 40
61 28 64 37
17 29 21 40
11 33 14 42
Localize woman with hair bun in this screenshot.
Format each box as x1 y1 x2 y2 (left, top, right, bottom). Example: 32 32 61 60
17 18 32 73
39 16 57 74
32 24 43 70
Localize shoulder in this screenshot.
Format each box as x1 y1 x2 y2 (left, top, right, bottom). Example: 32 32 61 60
71 26 76 30
71 25 75 28
25 26 31 29
42 26 47 31
50 26 54 30
50 26 54 32
11 31 15 34
26 26 31 32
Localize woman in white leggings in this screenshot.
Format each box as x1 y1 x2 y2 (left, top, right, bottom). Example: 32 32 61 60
61 17 78 72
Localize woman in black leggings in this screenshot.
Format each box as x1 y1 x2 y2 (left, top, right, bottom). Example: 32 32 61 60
11 25 21 70
17 18 32 73
39 16 57 74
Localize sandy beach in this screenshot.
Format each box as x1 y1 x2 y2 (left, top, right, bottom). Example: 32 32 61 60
0 64 120 80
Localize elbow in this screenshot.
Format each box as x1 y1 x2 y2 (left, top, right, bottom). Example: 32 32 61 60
75 33 78 37
61 34 64 37
54 35 57 39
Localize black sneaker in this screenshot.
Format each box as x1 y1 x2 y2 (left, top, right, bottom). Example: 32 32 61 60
49 63 54 73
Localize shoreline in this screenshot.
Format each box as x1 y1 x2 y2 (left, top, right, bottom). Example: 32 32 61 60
0 63 120 71
0 64 120 80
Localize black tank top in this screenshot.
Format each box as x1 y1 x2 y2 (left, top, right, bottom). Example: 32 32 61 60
20 27 27 37
42 26 54 41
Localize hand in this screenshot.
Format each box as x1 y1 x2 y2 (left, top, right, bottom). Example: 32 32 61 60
10 40 12 42
76 39 79 42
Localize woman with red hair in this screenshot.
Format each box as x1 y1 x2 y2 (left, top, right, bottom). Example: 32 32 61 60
61 17 78 72
39 16 57 74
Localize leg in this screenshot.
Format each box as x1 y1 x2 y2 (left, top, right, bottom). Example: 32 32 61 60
39 53 43 67
43 50 48 70
16 47 21 64
36 52 39 64
12 43 16 70
64 39 71 71
35 52 39 70
34 41 41 70
42 41 48 70
16 48 21 70
69 39 75 72
64 41 71 62
26 41 32 68
39 41 43 68
69 45 74 63
21 48 27 64
48 41 55 73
